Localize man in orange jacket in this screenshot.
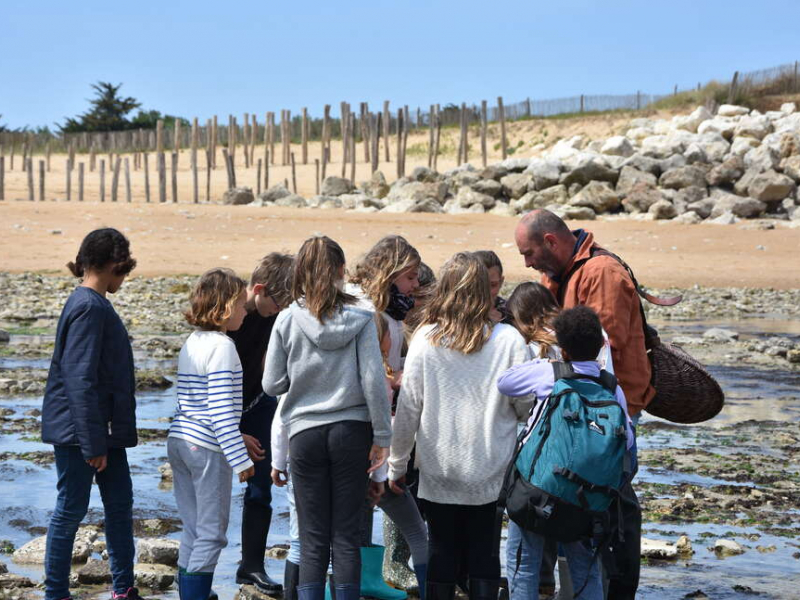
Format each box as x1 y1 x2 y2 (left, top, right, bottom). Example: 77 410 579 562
514 208 645 599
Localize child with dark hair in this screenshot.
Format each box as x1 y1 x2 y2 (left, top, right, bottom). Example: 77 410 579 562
170 268 255 600
227 253 294 595
497 305 632 600
472 250 510 323
42 228 140 600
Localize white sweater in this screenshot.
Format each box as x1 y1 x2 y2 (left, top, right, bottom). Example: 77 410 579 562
388 323 534 505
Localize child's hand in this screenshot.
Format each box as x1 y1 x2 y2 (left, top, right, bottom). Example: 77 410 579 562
86 455 107 472
389 476 406 496
391 370 403 390
367 480 385 506
367 445 389 474
242 434 266 462
239 466 255 483
271 468 288 487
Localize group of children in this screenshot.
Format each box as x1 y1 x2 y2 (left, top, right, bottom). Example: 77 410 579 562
41 227 632 600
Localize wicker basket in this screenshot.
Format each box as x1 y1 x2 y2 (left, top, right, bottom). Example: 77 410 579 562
644 342 725 424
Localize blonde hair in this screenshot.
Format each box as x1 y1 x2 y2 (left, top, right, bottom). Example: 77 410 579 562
292 236 355 322
374 312 393 377
185 268 246 331
506 282 559 358
421 252 492 354
350 235 420 312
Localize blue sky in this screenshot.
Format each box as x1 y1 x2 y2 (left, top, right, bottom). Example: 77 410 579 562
1 0 799 129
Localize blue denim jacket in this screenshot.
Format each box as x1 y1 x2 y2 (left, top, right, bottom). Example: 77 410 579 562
42 286 137 458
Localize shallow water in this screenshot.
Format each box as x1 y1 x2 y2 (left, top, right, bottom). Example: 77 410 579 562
1 319 799 599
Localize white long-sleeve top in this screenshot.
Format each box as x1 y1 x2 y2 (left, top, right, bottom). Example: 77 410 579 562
388 323 534 505
169 331 254 474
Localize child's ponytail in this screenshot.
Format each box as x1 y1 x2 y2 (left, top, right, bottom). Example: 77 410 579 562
67 228 137 278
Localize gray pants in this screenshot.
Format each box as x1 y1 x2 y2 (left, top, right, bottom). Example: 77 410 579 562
168 437 233 573
378 489 428 567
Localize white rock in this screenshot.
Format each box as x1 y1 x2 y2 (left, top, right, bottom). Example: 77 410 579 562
703 328 739 342
744 145 780 173
14 529 97 564
698 117 737 140
733 115 772 141
713 539 744 557
601 136 635 157
641 538 678 560
626 127 654 141
457 187 496 208
524 159 562 190
717 104 750 117
708 211 738 225
674 211 702 224
489 203 517 217
641 135 685 159
729 136 760 158
137 538 180 566
683 143 707 164
780 102 797 114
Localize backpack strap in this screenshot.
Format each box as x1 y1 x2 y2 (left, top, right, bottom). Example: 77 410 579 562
552 362 618 394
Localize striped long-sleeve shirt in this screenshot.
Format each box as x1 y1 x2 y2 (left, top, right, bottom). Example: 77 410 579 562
168 331 254 474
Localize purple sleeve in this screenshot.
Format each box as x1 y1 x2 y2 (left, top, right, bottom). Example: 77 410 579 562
497 359 555 400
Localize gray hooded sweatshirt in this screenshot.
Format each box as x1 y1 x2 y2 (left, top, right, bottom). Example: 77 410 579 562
263 301 392 447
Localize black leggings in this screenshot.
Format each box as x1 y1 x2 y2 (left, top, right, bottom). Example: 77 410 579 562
424 500 500 583
290 420 371 586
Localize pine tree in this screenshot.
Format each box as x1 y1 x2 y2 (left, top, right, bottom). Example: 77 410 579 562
60 82 141 133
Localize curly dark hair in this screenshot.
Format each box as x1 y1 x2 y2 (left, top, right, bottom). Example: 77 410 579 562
553 305 604 361
67 228 137 278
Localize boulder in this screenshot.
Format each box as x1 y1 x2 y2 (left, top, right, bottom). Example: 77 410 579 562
622 183 663 213
675 186 708 208
648 200 677 220
158 462 172 482
641 538 678 560
778 131 800 157
387 181 447 205
569 181 620 213
683 143 707 165
310 195 343 209
733 115 772 140
729 136 760 157
320 176 354 197
274 194 307 208
489 203 517 217
365 171 390 199
457 187 496 208
479 165 509 181
258 184 291 204
708 211 738 225
616 166 657 197
706 156 744 186
703 328 738 342
659 166 707 190
781 102 797 114
674 211 702 224
747 170 796 203
717 104 750 117
550 136 586 160
499 157 532 172
671 106 713 133
137 538 180 566
744 145 780 173
658 153 688 173
710 190 766 219
601 136 635 157
449 171 481 191
686 196 716 219
697 117 737 140
641 135 685 158
512 192 546 213
14 529 96 564
621 154 661 176
134 564 175 590
537 184 568 205
500 174 534 200
734 169 760 196
561 205 596 220
713 539 744 557
0 573 35 589
471 179 503 198
222 187 255 205
410 166 438 183
697 133 730 162
407 198 445 213
780 156 800 182
560 155 619 187
77 558 113 584
0 330 9 343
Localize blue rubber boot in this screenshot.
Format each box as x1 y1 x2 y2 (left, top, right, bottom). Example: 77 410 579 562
298 582 326 600
360 547 408 600
178 571 213 600
414 564 428 600
334 583 360 600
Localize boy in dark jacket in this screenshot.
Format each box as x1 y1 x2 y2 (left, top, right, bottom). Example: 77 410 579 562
42 228 140 600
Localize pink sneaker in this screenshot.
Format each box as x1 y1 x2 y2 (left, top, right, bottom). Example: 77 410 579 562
112 588 144 600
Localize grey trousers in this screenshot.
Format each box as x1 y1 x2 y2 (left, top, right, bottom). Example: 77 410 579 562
378 489 429 567
168 437 233 573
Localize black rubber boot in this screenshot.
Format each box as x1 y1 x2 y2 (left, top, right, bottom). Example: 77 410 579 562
467 579 499 600
236 504 283 595
283 561 299 600
425 582 455 600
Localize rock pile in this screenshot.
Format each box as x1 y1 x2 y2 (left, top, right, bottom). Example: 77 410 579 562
243 103 800 224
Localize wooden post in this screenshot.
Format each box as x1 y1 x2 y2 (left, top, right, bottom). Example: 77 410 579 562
156 120 164 155
301 108 308 164
673 84 678 96
291 152 297 194
124 157 132 203
370 113 380 173
285 110 292 166
144 153 151 203
243 112 250 168
111 156 121 202
99 159 106 202
205 149 212 202
323 104 332 158
46 142 51 172
264 151 270 190
9 140 15 171
321 147 328 182
267 112 275 164
158 152 167 203
90 144 96 172
192 118 199 204
27 158 34 200
383 100 391 162
171 152 178 203
360 102 370 163
0 156 4 201
416 107 422 129
636 90 641 110
222 148 234 189
795 61 799 93
402 106 409 177
498 96 507 160
480 100 488 167
461 102 468 164
433 104 441 172
396 108 403 178
250 114 257 166
728 72 739 104
580 94 585 113
66 159 72 201
526 98 532 117
263 115 270 177
257 158 262 196
212 115 218 168
174 118 181 164
39 160 45 201
78 162 84 201
428 104 435 168
281 110 288 166
315 158 320 195
349 112 356 185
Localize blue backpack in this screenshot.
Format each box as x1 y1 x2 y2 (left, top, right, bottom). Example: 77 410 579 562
498 362 629 543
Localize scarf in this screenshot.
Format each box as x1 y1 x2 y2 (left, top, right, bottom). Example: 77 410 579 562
385 284 415 321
